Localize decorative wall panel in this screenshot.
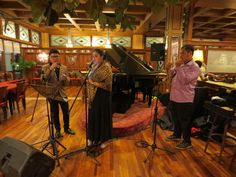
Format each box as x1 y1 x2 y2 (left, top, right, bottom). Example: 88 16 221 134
2 19 16 38
112 37 131 47
51 35 67 46
19 25 29 41
92 36 107 47
72 36 90 46
146 37 164 48
32 31 40 44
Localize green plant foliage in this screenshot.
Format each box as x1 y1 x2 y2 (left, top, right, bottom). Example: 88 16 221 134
23 0 80 24
23 0 183 31
12 56 36 73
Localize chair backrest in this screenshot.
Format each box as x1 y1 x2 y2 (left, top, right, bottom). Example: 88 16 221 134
0 86 8 103
5 72 13 81
193 87 209 119
16 81 26 97
0 73 5 82
204 101 235 119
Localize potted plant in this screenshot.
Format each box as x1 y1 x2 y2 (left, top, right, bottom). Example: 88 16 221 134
12 55 36 80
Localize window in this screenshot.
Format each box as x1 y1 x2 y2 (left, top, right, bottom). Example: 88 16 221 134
2 19 16 38
19 25 29 41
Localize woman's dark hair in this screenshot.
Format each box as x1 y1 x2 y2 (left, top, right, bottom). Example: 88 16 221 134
49 49 60 56
195 60 202 68
93 49 106 59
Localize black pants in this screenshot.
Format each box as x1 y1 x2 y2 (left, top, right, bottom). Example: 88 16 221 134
170 101 194 143
49 99 69 132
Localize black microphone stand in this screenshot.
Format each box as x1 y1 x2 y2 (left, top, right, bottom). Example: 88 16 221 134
59 66 100 165
136 76 173 163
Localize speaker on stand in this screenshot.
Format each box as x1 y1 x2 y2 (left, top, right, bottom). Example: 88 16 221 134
151 43 165 71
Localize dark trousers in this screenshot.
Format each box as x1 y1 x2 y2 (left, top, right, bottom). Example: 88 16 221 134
170 101 194 143
49 99 69 131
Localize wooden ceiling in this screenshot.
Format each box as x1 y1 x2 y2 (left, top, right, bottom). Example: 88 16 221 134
0 0 236 40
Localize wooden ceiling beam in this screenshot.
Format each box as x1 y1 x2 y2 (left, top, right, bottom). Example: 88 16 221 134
193 10 236 29
64 13 82 31
53 24 64 32
16 0 30 10
0 1 26 9
134 7 166 34
198 22 236 34
196 0 236 9
194 7 211 17
127 5 150 13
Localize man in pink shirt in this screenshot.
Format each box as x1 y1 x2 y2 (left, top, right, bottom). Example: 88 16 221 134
166 44 199 150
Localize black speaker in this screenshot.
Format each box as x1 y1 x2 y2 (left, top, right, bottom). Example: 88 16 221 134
151 43 165 61
0 137 55 177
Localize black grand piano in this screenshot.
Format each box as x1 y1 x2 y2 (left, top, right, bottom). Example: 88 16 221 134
106 44 158 113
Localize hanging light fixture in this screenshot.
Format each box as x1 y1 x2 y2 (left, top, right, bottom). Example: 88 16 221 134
105 24 111 48
66 28 73 48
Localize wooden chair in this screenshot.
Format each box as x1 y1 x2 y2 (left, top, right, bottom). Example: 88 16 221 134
0 86 8 123
14 81 26 113
230 147 236 169
204 101 236 161
5 72 13 81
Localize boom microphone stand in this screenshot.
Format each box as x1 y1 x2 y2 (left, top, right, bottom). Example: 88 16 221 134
59 67 100 165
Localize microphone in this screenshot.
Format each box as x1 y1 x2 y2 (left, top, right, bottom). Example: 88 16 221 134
88 59 94 68
56 63 61 68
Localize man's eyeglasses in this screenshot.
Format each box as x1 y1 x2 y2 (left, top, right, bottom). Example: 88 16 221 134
50 55 60 58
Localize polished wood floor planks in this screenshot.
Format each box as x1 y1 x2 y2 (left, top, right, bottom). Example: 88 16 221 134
0 86 235 177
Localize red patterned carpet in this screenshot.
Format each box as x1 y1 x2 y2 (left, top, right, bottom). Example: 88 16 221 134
79 100 166 137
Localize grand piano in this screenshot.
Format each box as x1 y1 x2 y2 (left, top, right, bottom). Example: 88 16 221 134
106 44 158 113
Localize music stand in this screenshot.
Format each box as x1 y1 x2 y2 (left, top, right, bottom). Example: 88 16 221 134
30 83 67 166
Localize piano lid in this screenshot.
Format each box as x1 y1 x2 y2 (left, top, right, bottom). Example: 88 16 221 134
106 44 155 75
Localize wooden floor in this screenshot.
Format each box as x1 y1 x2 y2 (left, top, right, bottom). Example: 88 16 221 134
0 86 235 177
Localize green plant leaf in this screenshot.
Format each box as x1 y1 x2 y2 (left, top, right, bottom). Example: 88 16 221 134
65 0 80 10
52 0 65 13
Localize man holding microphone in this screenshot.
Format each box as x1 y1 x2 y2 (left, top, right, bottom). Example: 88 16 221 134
166 45 199 150
41 49 75 138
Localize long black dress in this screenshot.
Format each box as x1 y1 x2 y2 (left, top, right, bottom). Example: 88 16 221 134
87 61 113 144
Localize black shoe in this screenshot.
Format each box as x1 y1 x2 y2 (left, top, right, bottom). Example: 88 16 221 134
65 128 76 135
166 135 181 141
55 131 62 139
176 142 192 150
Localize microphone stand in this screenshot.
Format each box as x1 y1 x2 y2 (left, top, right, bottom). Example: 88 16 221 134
136 75 174 163
59 66 100 165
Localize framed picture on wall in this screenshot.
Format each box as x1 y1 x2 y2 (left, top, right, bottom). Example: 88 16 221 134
66 55 77 66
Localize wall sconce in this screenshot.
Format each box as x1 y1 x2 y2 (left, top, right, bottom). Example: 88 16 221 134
37 52 48 63
193 49 204 62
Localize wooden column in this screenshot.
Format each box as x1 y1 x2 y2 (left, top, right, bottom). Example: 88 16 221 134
166 4 184 64
0 18 2 35
41 32 49 48
132 34 144 49
183 1 195 41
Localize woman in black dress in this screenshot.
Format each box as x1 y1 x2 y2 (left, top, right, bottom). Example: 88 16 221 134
87 49 113 148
